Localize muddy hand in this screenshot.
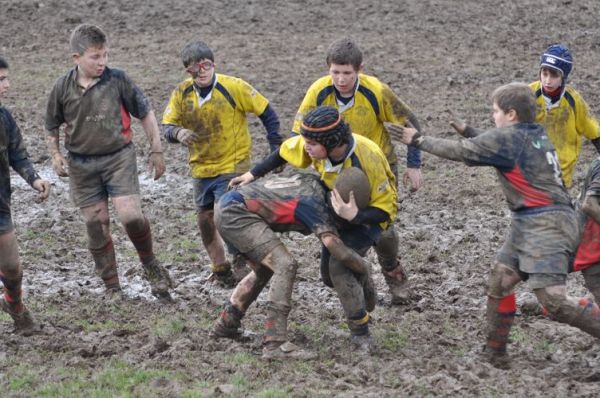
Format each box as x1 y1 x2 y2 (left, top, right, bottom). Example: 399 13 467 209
447 110 468 136
51 153 68 177
148 152 166 180
331 189 359 221
385 122 417 145
32 179 51 202
403 168 423 192
229 171 255 188
176 129 196 146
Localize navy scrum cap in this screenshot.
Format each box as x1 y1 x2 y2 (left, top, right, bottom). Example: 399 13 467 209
540 44 573 80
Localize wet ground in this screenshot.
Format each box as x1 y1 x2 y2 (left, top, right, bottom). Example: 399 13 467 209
2 0 600 396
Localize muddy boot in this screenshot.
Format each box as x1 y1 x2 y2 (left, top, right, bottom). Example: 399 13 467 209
0 298 36 335
212 303 244 339
382 263 410 305
348 310 372 356
351 333 374 356
262 341 317 360
209 262 236 288
143 259 173 301
484 294 516 369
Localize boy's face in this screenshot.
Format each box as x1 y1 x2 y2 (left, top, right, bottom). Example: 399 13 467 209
73 45 108 79
492 102 516 128
186 58 215 88
540 67 563 92
0 69 9 98
328 63 359 97
303 137 328 160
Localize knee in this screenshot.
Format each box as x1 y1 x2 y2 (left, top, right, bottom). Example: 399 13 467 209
122 217 147 236
85 219 110 245
487 263 521 298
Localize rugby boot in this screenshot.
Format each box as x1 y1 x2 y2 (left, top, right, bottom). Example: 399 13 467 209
0 298 36 335
211 303 244 339
351 333 374 356
382 263 410 305
209 262 236 288
262 341 317 360
143 259 173 300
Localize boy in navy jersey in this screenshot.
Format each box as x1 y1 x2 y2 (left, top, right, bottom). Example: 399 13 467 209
389 82 600 368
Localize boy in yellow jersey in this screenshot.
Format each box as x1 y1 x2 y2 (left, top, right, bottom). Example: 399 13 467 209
231 106 397 351
163 40 283 286
291 37 420 303
529 44 600 188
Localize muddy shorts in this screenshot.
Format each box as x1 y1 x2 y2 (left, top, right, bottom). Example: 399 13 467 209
0 211 13 234
496 206 578 289
68 143 140 208
193 173 240 211
215 201 281 264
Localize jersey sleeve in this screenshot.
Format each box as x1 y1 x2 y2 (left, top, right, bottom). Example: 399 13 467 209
233 78 269 116
278 135 312 169
2 109 40 186
162 87 184 126
575 93 600 141
380 83 413 125
460 129 519 170
45 77 66 136
117 70 151 119
291 84 319 135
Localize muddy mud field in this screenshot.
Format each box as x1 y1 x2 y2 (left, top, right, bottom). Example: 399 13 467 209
2 0 600 396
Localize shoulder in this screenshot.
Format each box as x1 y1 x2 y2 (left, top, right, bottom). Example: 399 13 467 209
564 85 585 103
308 76 334 92
354 134 385 155
529 81 541 91
216 73 248 88
173 78 194 93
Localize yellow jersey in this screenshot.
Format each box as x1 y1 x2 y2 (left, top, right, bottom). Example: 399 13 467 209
530 81 600 187
279 134 397 228
163 73 270 178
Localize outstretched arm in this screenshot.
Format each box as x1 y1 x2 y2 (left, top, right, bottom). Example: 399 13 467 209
387 123 467 162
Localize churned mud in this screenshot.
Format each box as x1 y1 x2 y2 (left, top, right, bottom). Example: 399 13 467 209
2 0 600 396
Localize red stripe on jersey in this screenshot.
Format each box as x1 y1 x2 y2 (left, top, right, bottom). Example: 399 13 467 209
245 198 299 224
573 219 600 272
496 293 516 313
120 103 132 143
503 165 553 207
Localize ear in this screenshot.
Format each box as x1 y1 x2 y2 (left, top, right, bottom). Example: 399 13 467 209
507 109 518 122
72 53 80 65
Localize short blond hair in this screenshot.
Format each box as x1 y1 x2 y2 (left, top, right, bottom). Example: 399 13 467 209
70 24 107 54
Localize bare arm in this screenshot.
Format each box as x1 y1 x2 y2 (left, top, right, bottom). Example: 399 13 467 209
46 134 68 177
582 194 600 225
140 110 166 180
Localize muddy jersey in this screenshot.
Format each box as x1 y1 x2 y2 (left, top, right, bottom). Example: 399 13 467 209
529 81 600 187
420 123 571 212
573 157 600 271
162 74 270 178
0 106 40 217
219 173 336 236
45 66 151 156
278 134 397 228
292 74 420 167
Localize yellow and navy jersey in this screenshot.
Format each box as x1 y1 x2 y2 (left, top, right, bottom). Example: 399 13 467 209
279 134 397 228
292 74 415 166
163 73 270 178
530 81 600 187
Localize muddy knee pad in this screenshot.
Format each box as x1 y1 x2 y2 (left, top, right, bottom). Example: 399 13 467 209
329 257 365 318
375 227 399 271
265 245 298 307
487 264 522 298
264 301 291 344
582 267 600 301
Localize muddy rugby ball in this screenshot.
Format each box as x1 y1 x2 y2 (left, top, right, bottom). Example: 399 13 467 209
335 167 371 209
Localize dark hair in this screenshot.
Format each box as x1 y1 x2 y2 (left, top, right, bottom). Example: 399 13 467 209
70 24 107 54
300 106 351 150
181 40 214 67
0 56 8 69
326 37 362 70
491 82 537 123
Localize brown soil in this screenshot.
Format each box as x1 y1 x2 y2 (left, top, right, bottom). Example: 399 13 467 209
2 0 600 396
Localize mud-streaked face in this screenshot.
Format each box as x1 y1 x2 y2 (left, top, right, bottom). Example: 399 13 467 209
540 67 563 92
303 137 328 159
0 69 9 98
74 45 108 79
328 63 359 97
186 58 215 88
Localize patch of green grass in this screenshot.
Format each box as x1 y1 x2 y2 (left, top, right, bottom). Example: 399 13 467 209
8 369 38 391
508 325 531 345
376 324 410 352
255 386 289 398
227 352 260 367
152 316 187 338
534 338 556 354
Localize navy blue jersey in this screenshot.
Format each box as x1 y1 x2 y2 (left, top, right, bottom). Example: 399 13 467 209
0 105 40 216
421 123 572 211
